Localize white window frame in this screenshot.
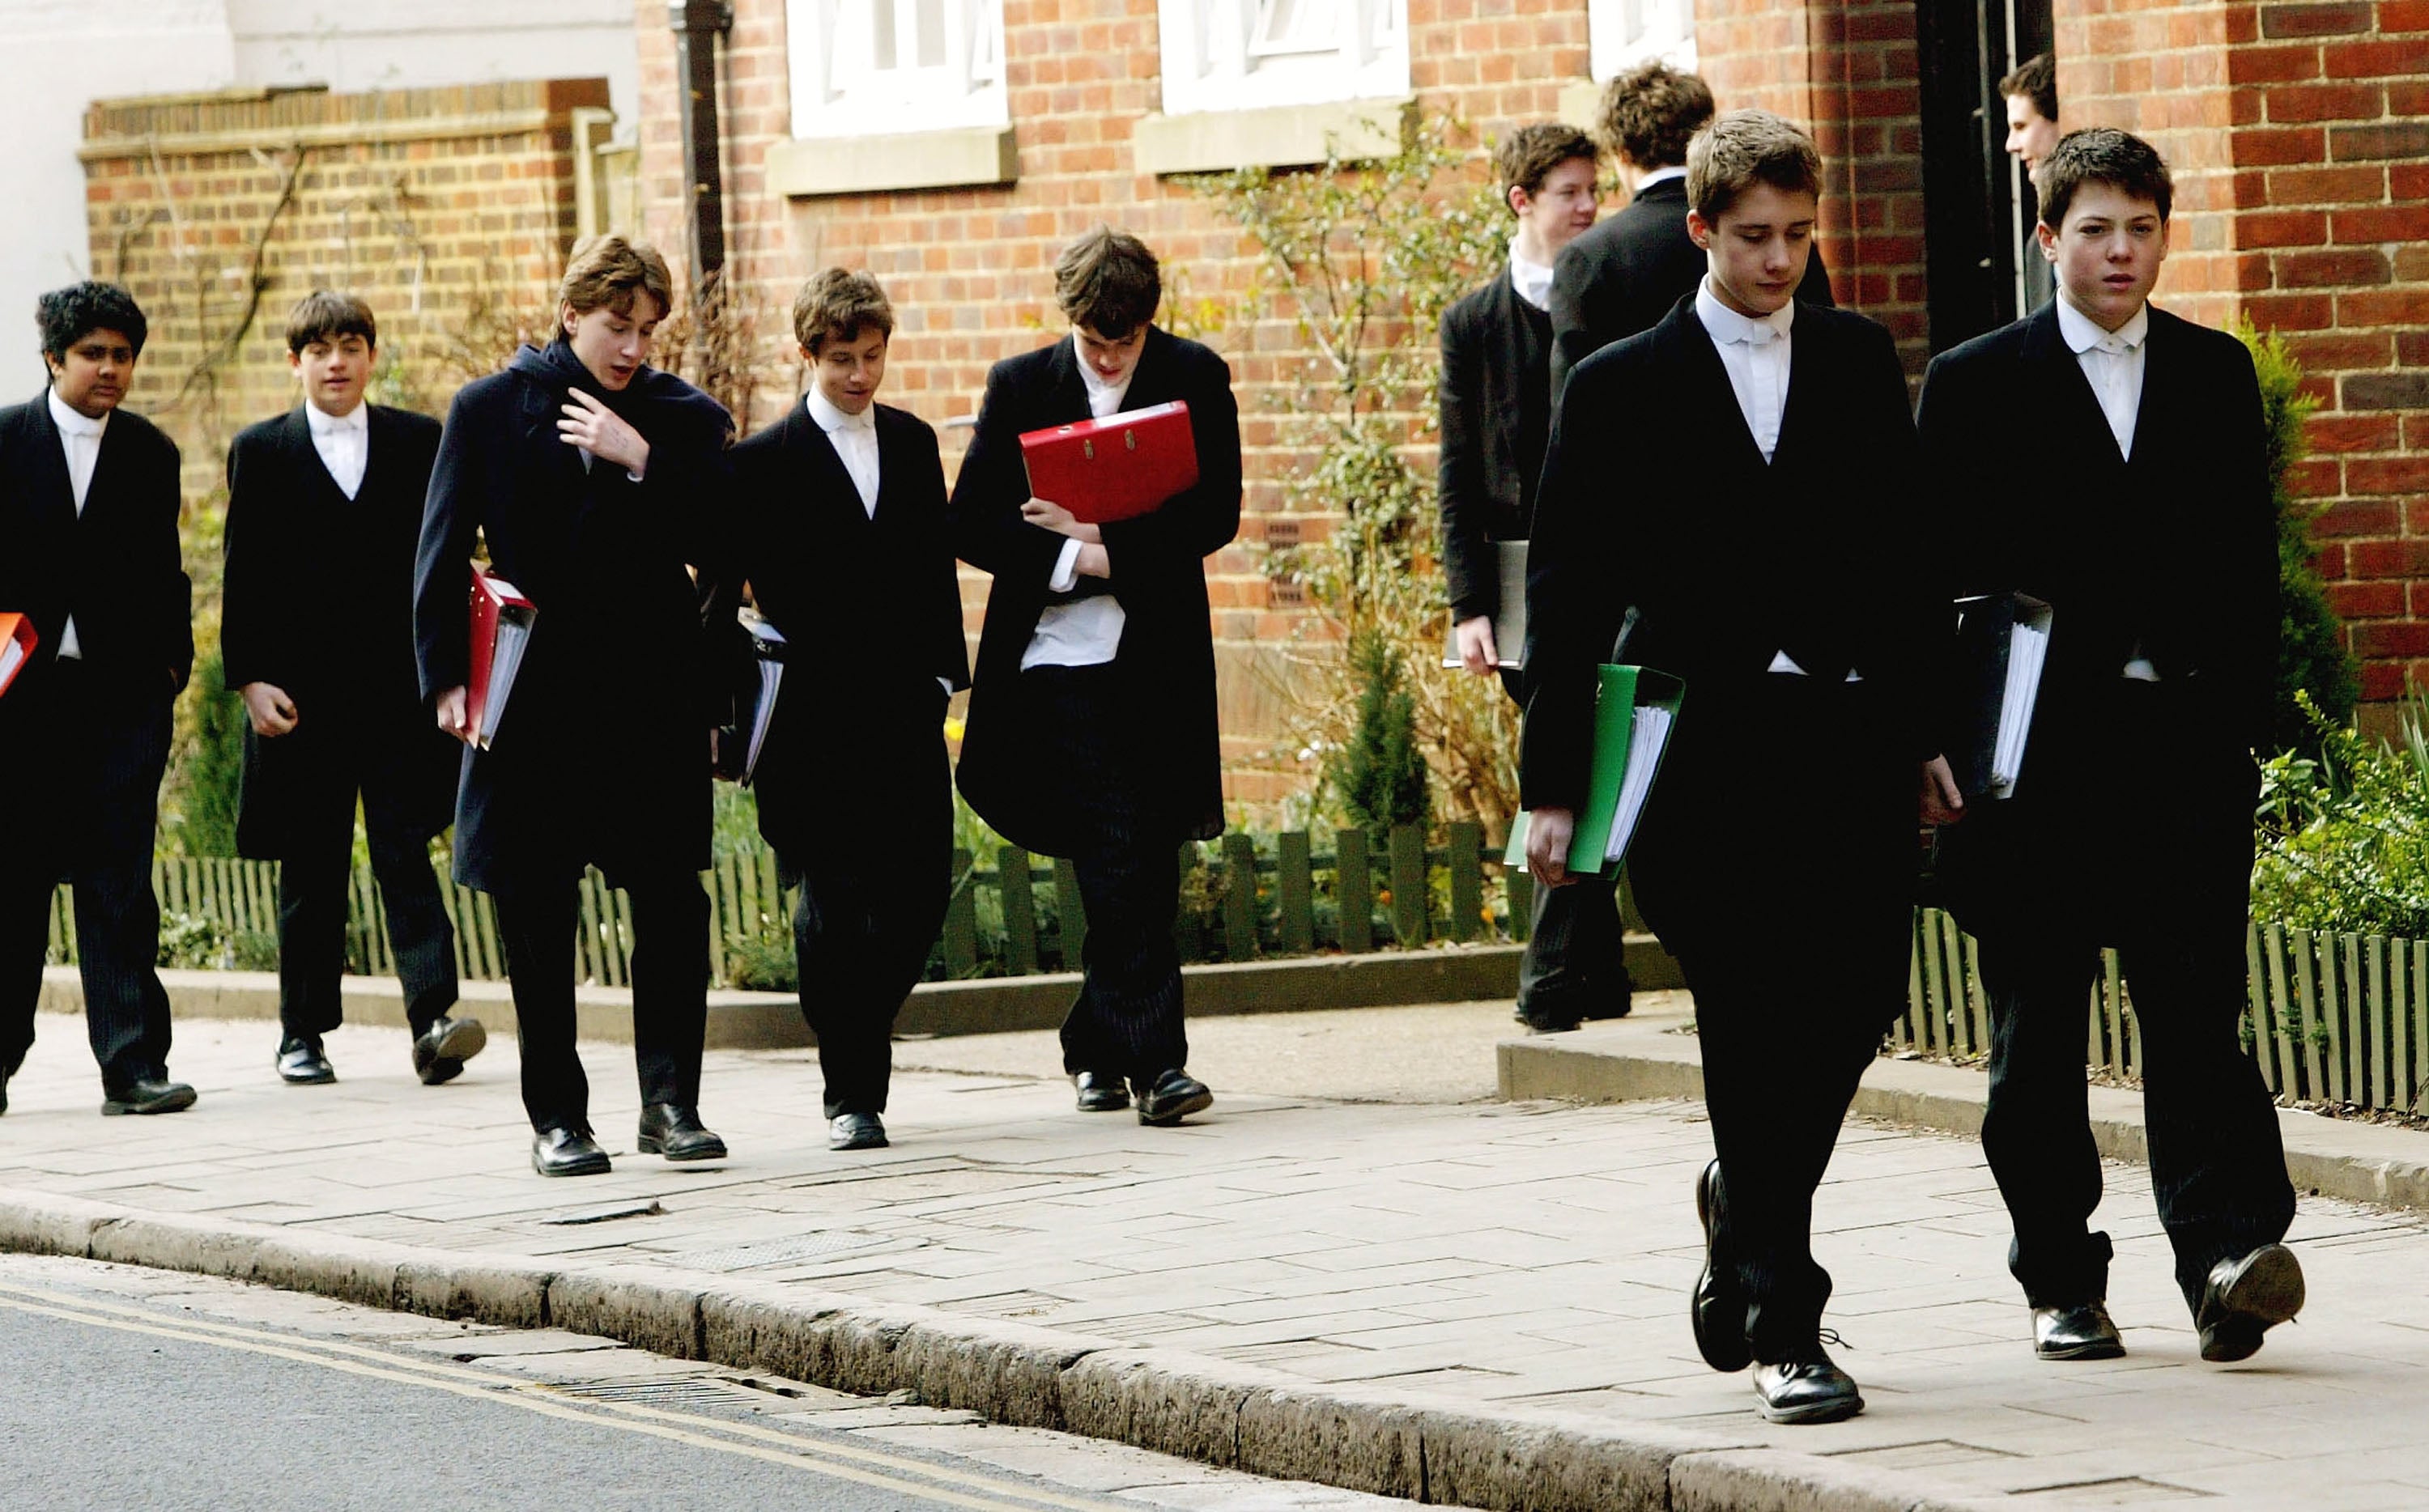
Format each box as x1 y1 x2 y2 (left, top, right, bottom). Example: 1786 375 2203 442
1589 0 1696 81
1156 0 1410 117
785 0 1007 138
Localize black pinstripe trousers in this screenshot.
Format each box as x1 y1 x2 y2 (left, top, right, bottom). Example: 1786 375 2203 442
1 662 179 1090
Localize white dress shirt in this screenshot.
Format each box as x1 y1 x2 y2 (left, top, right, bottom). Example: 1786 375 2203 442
1022 335 1132 671
2053 290 2148 462
1632 164 1688 193
1508 243 1555 312
806 385 880 516
47 386 107 660
1691 282 1857 683
2053 292 2160 679
1695 276 1794 464
305 398 369 499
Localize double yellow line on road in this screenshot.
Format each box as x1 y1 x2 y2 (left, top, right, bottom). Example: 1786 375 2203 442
0 1279 1114 1512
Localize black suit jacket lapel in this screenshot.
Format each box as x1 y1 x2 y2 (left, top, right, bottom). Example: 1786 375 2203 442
2124 309 2182 468
1672 307 1770 474
2022 304 2126 466
20 395 78 533
785 402 871 529
1041 337 1092 424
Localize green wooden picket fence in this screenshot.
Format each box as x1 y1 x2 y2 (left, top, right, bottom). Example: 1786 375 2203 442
1902 906 2429 1114
51 823 1542 989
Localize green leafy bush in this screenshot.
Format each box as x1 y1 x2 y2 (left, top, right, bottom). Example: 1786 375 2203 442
2252 688 2429 938
2237 320 2359 752
1337 628 1428 835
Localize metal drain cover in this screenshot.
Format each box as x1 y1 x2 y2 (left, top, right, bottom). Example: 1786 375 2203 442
559 1377 768 1408
665 1231 895 1271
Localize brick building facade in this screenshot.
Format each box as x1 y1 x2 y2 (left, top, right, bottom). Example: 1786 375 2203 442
620 0 2421 796
79 79 610 516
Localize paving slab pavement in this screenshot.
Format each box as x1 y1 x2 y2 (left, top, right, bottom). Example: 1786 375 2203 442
5 1005 2429 1510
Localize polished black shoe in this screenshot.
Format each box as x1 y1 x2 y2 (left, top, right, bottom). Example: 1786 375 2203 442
828 1112 888 1151
1074 1069 1130 1112
411 1014 487 1086
1134 1068 1214 1126
2033 1300 2125 1361
531 1124 611 1177
2197 1242 2305 1363
100 1077 198 1116
1692 1158 1753 1373
1512 1008 1581 1034
636 1103 728 1162
1752 1344 1865 1425
275 1034 336 1085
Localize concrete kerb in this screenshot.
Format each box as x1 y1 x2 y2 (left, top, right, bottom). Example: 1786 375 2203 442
0 1183 1997 1512
1500 1020 2429 1217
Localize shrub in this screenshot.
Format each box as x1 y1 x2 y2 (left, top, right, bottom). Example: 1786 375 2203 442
2252 687 2429 938
2237 319 2358 752
1337 628 1428 835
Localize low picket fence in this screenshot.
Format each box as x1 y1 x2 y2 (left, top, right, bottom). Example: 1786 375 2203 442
1902 906 2429 1115
50 824 1544 990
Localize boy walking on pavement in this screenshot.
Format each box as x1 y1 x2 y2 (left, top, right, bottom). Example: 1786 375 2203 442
1524 111 1959 1425
223 291 483 1088
1438 123 1634 1032
1920 127 2303 1365
0 282 196 1117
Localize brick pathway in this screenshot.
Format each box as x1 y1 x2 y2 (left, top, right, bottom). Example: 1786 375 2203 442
4 1009 2426 1509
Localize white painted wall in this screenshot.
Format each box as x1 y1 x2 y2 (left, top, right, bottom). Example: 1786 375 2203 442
0 1 237 373
0 0 636 372
224 1 638 132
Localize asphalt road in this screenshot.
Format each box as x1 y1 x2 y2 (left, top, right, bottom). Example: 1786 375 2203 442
0 1255 1412 1512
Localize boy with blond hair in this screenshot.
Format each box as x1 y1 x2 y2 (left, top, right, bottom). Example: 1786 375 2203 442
1524 111 1955 1424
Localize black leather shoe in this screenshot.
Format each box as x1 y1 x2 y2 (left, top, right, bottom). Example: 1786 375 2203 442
828 1112 888 1151
100 1077 198 1116
1074 1070 1130 1112
411 1014 487 1085
1135 1068 1213 1126
1692 1158 1753 1373
1512 1008 1581 1034
532 1125 611 1177
1752 1344 1865 1425
2033 1301 2125 1361
276 1034 335 1085
2197 1242 2305 1363
636 1104 728 1162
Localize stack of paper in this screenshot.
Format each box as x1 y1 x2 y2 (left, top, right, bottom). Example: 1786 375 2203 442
738 616 788 786
1602 703 1675 863
1950 592 2053 801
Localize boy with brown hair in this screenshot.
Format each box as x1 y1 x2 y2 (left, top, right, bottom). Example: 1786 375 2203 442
715 269 967 1152
1439 123 1627 1031
1525 110 1956 1425
949 226 1242 1127
1548 62 1831 393
414 236 734 1177
1920 127 2302 1367
223 290 480 1089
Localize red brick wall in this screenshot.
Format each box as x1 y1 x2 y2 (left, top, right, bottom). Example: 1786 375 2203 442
83 80 605 512
2057 1 2428 709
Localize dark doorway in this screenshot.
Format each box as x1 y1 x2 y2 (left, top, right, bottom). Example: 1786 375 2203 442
1915 0 2054 352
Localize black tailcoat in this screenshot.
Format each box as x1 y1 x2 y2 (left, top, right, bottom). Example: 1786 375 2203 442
947 329 1243 858
1437 268 1554 624
1521 296 1937 953
717 399 969 859
0 392 192 720
1919 303 2278 938
223 404 459 856
1546 177 1835 397
411 345 734 894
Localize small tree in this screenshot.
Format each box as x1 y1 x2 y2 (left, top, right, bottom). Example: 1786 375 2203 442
1190 116 1517 830
2239 319 2359 751
1336 628 1428 835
